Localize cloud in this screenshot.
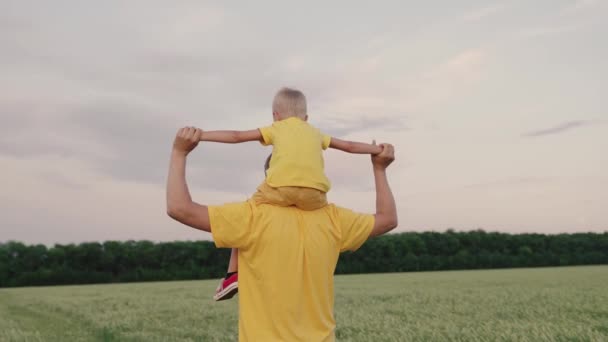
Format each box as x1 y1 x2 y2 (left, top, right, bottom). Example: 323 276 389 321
402 48 487 111
0 98 270 193
439 49 486 73
558 0 601 16
516 25 580 39
0 93 396 198
2 1 607 244
1 0 417 195
512 0 605 40
320 115 408 137
0 154 237 244
462 4 506 22
521 120 603 137
463 177 549 189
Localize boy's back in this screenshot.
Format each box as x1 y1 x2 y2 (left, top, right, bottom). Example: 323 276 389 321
260 116 331 192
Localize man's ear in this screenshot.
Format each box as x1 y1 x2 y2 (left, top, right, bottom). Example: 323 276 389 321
304 114 309 121
272 111 280 121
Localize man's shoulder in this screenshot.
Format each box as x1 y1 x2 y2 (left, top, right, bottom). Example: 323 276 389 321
209 200 255 219
323 203 348 213
253 202 341 217
239 199 359 216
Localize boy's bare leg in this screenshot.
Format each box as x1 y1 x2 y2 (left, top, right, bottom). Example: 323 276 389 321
227 248 238 273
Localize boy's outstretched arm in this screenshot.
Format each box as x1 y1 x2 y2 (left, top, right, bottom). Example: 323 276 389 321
200 129 262 144
329 137 383 155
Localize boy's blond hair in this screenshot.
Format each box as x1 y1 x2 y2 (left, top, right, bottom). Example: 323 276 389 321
272 87 307 119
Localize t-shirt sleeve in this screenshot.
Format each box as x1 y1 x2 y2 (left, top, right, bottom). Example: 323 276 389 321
209 201 255 249
335 206 375 252
321 134 331 150
259 125 274 146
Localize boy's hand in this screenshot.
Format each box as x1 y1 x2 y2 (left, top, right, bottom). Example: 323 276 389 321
371 141 395 170
173 127 203 156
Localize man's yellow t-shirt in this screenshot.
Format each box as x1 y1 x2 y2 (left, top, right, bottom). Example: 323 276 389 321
210 201 374 342
259 117 332 192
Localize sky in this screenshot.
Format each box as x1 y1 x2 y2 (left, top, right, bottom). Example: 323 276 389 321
1 0 607 245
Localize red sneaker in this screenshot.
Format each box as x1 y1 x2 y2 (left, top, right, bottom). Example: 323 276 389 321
213 273 238 301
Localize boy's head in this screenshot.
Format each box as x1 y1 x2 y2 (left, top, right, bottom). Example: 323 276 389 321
272 87 308 121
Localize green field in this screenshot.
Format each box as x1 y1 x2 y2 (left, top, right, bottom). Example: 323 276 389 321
1 266 607 341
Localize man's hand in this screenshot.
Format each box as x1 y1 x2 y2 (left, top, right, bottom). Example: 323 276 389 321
173 127 203 155
371 141 395 170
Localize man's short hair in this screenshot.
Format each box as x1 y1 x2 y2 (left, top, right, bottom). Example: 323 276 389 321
272 87 307 119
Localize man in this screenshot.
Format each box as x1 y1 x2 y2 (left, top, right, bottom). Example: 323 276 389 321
167 127 398 341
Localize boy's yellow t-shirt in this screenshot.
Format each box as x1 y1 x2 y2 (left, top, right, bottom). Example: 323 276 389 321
259 117 332 192
210 200 375 342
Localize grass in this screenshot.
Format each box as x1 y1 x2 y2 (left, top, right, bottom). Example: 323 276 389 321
1 266 607 341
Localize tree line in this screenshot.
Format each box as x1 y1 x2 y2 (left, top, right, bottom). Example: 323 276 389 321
1 230 607 287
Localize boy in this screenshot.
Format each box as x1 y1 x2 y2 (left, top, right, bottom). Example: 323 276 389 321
200 87 382 300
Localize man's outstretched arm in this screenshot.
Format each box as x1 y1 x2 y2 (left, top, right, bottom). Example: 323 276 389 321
166 127 211 232
369 143 398 238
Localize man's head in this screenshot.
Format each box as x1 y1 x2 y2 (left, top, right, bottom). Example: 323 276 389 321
272 87 308 121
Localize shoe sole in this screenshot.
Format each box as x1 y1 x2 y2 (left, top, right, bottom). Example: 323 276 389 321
213 281 238 301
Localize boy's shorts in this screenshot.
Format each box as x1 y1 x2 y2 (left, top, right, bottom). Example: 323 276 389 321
252 182 328 211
